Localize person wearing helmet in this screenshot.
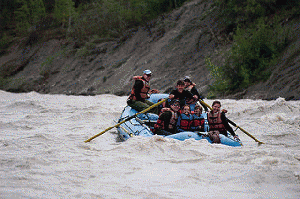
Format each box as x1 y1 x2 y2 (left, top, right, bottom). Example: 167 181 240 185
127 69 159 114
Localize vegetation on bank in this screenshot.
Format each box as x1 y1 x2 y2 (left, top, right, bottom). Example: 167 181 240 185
0 0 189 88
0 0 299 96
205 0 300 97
0 0 188 54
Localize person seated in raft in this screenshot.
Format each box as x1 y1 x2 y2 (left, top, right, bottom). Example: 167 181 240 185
157 80 194 114
190 105 205 132
152 99 181 136
177 104 193 132
169 80 196 108
127 69 159 114
207 100 239 143
183 76 207 112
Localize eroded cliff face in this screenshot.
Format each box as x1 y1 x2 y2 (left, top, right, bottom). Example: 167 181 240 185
0 0 299 100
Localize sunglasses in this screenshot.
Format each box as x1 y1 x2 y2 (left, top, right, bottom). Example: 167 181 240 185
146 74 152 77
172 104 180 107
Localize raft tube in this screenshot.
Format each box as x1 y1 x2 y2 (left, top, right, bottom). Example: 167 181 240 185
117 94 242 147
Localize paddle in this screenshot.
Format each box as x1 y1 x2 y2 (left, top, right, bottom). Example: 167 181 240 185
226 118 264 145
84 98 167 142
198 99 264 144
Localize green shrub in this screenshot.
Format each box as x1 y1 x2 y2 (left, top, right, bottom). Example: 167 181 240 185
0 33 13 51
207 17 291 93
0 77 10 88
212 0 300 34
14 0 46 34
205 57 229 93
75 46 90 58
69 0 190 42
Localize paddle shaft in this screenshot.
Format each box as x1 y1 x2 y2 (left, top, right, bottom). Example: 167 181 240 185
199 99 264 144
84 98 167 142
226 119 264 144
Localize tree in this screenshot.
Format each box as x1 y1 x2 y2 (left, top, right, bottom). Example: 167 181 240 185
14 0 46 34
54 0 76 28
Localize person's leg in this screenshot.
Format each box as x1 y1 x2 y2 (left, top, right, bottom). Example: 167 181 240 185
127 100 149 112
144 100 158 114
127 100 158 114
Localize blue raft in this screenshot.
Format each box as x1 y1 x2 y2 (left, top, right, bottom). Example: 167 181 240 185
117 94 242 147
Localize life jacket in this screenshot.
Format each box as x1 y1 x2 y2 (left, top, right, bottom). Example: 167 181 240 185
191 114 204 128
128 76 150 101
153 110 178 132
207 112 226 132
178 113 192 130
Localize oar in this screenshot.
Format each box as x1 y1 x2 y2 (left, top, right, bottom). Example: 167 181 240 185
226 118 264 145
84 98 167 142
198 99 264 144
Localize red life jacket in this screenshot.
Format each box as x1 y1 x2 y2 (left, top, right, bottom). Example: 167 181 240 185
179 113 192 130
153 110 178 133
192 116 204 127
190 114 204 131
207 112 226 132
128 76 150 101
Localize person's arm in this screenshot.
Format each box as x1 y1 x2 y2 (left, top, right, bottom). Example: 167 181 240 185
133 80 144 101
169 89 177 99
184 90 195 103
221 113 236 137
191 87 205 100
191 87 200 100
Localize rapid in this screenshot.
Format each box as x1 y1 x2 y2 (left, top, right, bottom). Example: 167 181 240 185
1 90 299 199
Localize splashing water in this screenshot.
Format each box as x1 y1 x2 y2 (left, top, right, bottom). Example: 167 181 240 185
1 91 299 198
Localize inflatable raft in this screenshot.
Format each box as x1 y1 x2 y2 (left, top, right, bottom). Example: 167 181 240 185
117 94 242 147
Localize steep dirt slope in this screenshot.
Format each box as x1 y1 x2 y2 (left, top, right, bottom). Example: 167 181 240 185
0 0 299 100
0 0 222 96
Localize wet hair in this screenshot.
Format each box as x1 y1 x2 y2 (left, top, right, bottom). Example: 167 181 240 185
182 104 190 111
183 78 191 83
194 105 202 112
170 99 180 106
212 100 221 107
176 80 185 86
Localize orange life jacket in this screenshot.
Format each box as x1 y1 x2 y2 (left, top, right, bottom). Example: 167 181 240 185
128 76 150 101
207 112 226 132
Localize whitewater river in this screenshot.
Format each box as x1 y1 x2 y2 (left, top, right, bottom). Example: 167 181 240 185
1 90 299 199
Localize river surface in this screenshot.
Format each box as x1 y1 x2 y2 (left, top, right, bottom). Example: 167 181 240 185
1 91 299 199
